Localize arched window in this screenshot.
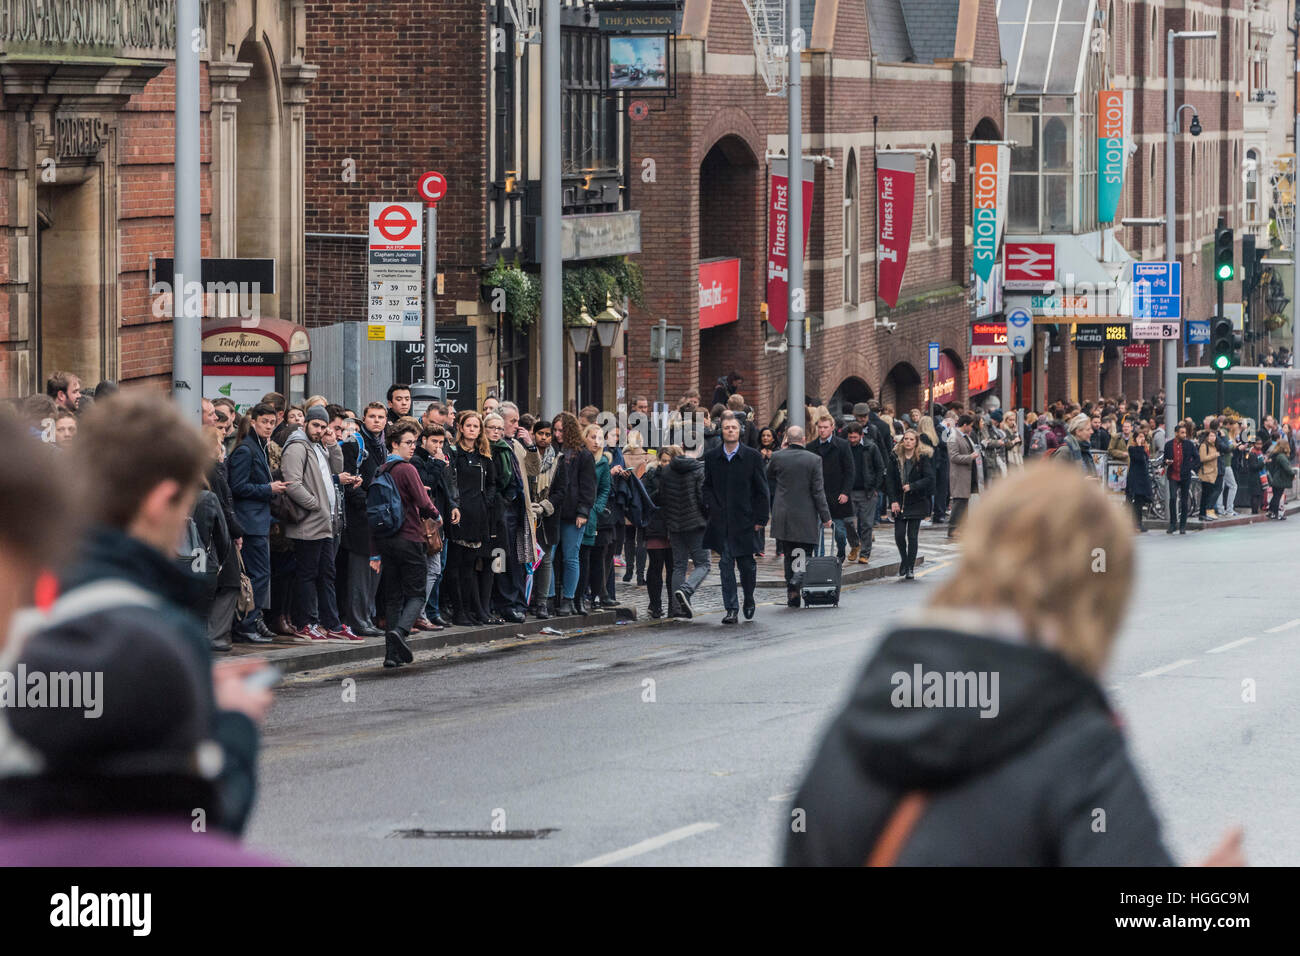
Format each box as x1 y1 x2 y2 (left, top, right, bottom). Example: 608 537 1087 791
926 144 941 241
843 149 859 305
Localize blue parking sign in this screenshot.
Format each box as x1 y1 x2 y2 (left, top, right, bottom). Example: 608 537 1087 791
928 342 940 371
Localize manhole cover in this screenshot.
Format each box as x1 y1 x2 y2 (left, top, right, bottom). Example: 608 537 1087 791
388 828 558 840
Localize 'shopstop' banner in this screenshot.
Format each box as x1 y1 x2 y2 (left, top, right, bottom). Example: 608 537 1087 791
1098 90 1125 223
876 152 917 307
972 143 1008 283
765 159 814 335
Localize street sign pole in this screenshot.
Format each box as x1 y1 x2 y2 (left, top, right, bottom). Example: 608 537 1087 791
424 205 437 370
172 0 202 420
541 0 562 419
786 0 805 433
657 316 666 408
1015 356 1024 441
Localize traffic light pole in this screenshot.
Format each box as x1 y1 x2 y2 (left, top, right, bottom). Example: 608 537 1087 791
1216 276 1225 414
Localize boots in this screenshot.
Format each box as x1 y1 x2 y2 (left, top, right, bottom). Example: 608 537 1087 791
847 545 860 563
556 597 574 616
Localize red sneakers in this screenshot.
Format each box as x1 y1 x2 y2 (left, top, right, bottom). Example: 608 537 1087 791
328 625 364 642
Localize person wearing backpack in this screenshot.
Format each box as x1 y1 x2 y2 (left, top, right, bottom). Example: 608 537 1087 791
369 420 439 668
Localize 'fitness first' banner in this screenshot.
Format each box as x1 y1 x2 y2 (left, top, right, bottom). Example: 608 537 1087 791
1098 90 1126 224
876 152 916 307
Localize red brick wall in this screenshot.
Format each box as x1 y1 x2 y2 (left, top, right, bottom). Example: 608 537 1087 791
303 0 489 327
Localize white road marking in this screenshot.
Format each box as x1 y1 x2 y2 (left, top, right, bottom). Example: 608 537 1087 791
1264 619 1300 634
768 791 797 802
574 822 720 867
1206 638 1255 655
1137 659 1197 679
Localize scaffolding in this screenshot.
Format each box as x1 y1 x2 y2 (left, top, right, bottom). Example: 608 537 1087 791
740 0 788 95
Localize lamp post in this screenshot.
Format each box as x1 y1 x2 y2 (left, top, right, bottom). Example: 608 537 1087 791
567 305 596 411
1165 28 1217 433
1292 2 1300 366
594 293 624 349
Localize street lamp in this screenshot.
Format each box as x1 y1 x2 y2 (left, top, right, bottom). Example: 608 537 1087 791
566 304 596 354
1165 28 1217 433
594 292 624 349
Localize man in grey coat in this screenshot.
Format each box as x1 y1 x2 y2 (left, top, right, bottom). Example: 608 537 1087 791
280 405 351 641
946 414 984 539
768 426 832 607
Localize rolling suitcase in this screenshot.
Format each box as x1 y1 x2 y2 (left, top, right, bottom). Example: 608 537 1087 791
800 527 842 607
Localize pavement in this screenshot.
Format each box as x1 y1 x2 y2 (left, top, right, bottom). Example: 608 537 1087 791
232 521 955 674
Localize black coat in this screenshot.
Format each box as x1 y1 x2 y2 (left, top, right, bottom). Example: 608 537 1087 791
447 444 499 552
1125 445 1154 502
811 434 855 518
785 623 1174 866
548 449 597 523
227 432 273 536
413 446 460 525
702 443 770 555
209 461 245 540
849 438 886 493
642 466 670 540
658 455 706 533
884 452 934 519
1162 437 1201 484
337 436 370 553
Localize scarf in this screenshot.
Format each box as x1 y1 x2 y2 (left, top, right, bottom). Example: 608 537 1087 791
491 438 517 495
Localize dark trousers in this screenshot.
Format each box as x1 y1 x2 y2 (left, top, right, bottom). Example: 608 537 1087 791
1203 473 1225 517
1168 478 1191 530
668 528 711 600
948 496 970 536
577 543 599 605
448 543 486 620
934 464 951 518
1269 485 1285 517
718 545 757 612
894 518 920 572
269 546 296 625
378 536 428 637
343 548 379 629
493 507 527 614
646 546 672 612
1130 497 1147 530
292 537 341 630
779 539 815 601
237 534 270 632
623 525 647 580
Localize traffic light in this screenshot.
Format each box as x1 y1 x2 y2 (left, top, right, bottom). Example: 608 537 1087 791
1210 317 1242 371
1242 233 1257 291
1214 226 1234 281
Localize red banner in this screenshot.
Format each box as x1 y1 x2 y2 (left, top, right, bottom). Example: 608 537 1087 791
699 257 741 329
1122 343 1150 368
876 153 917 307
765 165 814 335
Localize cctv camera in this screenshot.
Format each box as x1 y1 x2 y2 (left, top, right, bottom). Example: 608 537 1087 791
1190 115 1203 137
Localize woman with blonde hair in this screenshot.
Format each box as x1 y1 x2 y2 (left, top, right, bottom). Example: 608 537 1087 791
883 429 933 580
787 463 1243 867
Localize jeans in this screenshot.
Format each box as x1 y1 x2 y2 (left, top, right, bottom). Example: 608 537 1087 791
557 522 584 599
1219 467 1238 515
1201 473 1224 518
1168 478 1191 531
816 518 848 559
238 534 270 631
718 545 757 612
893 518 920 573
292 537 341 630
845 490 877 554
424 547 443 611
379 536 428 637
668 528 710 600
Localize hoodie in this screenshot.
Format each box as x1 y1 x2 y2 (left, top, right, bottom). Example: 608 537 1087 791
785 614 1173 866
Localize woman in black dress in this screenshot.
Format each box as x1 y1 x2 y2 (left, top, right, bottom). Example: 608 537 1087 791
446 410 499 625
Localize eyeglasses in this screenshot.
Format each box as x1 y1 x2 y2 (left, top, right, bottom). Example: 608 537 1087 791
399 438 417 447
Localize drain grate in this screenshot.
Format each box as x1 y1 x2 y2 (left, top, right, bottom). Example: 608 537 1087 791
388 828 558 840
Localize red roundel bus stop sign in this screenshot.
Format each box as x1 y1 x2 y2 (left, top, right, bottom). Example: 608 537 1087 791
418 170 447 207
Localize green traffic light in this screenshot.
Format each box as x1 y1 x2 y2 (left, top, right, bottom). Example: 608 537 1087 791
1216 264 1233 281
1213 354 1231 370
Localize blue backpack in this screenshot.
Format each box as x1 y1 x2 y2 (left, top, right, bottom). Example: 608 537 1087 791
366 463 405 536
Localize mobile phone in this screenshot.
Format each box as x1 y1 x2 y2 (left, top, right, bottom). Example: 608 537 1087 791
244 666 282 692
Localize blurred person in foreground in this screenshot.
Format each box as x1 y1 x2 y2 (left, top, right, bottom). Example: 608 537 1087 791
51 392 273 835
785 464 1243 866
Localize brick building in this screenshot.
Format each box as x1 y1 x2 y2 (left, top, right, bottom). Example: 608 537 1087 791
0 0 315 397
625 0 1006 422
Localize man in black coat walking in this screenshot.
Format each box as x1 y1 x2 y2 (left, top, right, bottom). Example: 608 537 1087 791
810 414 855 563
703 412 770 624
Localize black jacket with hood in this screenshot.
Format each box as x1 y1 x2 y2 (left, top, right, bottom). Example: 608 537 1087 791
657 454 706 533
785 618 1173 866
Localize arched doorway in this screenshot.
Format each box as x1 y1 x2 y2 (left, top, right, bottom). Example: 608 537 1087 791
828 376 872 417
236 38 282 320
698 134 759 400
883 362 921 412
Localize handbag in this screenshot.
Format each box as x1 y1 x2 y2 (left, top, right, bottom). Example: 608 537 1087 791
269 464 310 524
422 516 444 556
235 548 255 616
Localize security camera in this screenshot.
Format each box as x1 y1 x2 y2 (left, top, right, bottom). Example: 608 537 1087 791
1190 115 1203 137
